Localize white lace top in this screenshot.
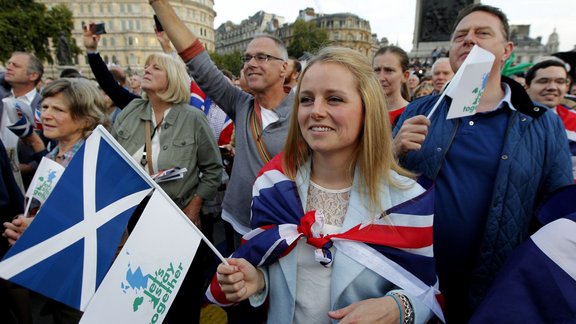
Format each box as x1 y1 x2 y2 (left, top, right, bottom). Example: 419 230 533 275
305 181 352 227
293 181 352 324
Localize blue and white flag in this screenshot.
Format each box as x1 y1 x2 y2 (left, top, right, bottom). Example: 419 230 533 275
471 185 576 323
0 126 154 311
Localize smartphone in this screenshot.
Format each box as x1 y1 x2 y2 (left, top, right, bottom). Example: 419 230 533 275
153 15 164 32
90 23 107 35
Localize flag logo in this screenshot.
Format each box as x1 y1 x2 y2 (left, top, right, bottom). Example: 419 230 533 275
118 252 185 323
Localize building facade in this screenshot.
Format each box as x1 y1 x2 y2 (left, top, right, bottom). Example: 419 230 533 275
37 0 216 77
511 25 559 64
216 7 377 58
215 11 285 55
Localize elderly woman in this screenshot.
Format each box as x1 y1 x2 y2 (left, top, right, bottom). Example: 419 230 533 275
213 47 442 323
112 52 222 323
3 77 110 324
4 78 110 241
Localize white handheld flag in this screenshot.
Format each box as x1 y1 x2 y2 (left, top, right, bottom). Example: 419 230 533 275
23 157 65 217
80 190 202 324
427 45 495 120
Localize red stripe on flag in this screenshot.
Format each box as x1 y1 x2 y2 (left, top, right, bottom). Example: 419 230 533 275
340 224 433 249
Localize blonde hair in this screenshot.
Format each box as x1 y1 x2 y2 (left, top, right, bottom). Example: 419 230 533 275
141 53 190 104
283 47 413 212
41 78 110 137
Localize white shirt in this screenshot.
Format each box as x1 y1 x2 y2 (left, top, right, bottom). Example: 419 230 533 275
260 105 279 130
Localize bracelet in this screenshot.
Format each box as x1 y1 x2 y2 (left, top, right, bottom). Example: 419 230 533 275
386 293 404 324
394 293 415 324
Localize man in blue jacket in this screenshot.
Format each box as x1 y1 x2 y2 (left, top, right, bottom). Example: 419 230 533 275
393 4 572 322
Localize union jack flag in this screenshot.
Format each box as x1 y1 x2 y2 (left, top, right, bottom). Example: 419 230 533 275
190 81 233 145
471 185 576 323
207 154 444 321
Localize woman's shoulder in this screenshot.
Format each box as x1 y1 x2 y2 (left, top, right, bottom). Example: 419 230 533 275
386 171 427 201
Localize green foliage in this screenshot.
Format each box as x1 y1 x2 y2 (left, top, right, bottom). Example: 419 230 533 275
209 50 243 78
0 1 78 64
287 20 330 58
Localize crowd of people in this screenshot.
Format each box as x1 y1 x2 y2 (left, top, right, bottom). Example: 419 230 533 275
1 1 576 323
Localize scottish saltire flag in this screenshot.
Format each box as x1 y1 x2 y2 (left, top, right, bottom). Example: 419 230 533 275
471 185 576 323
0 126 154 311
207 154 444 321
80 190 202 324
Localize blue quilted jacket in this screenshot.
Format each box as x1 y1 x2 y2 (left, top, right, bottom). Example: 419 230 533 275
393 76 573 308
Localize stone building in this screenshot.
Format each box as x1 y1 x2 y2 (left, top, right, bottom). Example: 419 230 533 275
216 7 377 58
511 25 559 64
37 0 216 77
215 11 285 55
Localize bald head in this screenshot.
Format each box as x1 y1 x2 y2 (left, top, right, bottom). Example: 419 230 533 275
431 58 454 93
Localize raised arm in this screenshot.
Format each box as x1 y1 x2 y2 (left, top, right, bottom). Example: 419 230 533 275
149 0 196 52
83 25 139 109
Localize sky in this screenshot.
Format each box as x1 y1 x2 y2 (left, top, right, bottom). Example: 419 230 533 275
213 0 576 53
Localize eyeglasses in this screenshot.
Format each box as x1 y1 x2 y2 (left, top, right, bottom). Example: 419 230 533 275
241 53 285 64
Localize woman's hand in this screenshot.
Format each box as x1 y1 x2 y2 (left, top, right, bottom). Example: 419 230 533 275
3 215 34 246
216 258 265 303
328 296 400 324
82 24 100 53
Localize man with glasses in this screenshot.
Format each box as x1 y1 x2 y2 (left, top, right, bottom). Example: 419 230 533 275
525 59 576 180
150 1 292 244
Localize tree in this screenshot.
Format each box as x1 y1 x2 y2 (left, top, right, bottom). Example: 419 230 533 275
0 1 79 64
209 50 243 78
287 20 330 59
